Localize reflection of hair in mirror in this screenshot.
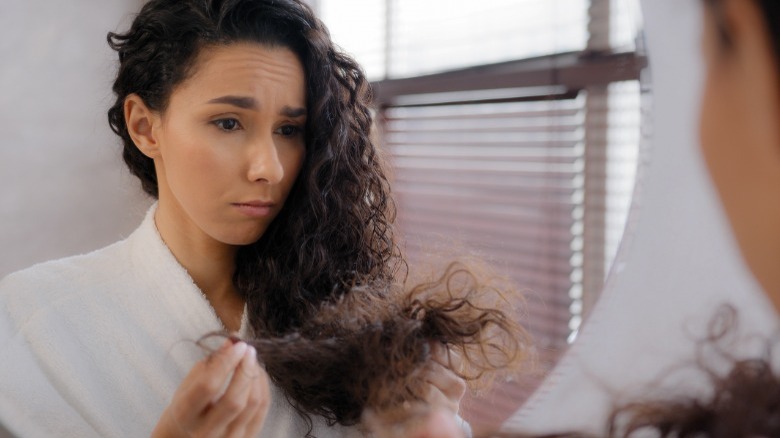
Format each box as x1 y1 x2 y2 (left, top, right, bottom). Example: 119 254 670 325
108 0 529 429
608 361 780 436
599 305 780 437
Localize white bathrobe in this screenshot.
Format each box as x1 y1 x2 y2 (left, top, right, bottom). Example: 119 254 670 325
0 206 362 437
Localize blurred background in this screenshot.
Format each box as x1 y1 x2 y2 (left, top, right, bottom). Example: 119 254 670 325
311 0 647 431
0 0 647 434
0 1 152 277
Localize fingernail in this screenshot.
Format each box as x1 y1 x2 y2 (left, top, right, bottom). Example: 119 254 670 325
233 341 248 356
245 346 257 363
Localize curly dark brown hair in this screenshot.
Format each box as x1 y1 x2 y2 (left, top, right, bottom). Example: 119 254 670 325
107 0 529 432
207 262 527 428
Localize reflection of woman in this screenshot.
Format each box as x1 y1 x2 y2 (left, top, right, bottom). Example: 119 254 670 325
402 0 780 436
0 0 525 436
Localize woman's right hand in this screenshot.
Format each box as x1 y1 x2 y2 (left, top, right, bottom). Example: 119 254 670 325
152 340 271 438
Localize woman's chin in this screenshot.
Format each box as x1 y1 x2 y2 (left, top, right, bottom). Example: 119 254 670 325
214 227 268 247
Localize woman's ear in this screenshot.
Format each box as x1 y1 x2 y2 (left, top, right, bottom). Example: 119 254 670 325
124 94 162 159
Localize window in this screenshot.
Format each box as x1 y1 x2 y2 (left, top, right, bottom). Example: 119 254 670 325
315 0 648 432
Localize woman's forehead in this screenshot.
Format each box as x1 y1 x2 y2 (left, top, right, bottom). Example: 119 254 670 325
192 43 304 85
173 43 307 107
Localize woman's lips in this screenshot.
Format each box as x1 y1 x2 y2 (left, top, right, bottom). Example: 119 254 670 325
232 201 275 217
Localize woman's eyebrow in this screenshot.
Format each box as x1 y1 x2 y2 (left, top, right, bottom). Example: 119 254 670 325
207 95 257 109
281 106 307 118
206 96 306 118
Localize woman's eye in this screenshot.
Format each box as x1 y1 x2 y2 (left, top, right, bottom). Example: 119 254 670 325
277 125 303 137
213 118 241 132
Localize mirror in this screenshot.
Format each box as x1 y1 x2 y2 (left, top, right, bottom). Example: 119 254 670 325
504 0 777 435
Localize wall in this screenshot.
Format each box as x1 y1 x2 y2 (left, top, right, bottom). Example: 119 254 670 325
0 1 152 278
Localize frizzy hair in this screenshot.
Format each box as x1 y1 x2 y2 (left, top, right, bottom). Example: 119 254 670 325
206 262 528 427
106 0 529 431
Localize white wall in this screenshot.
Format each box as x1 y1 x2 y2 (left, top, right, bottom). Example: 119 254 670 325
0 1 152 278
505 0 778 434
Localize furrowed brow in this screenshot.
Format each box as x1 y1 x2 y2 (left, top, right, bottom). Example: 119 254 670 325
281 106 307 118
207 96 258 109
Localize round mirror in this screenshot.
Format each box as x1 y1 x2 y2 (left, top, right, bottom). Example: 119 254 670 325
503 0 780 434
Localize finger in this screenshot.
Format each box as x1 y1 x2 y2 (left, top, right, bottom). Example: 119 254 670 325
430 342 446 362
183 341 249 414
166 339 238 430
430 343 463 373
225 364 271 437
203 345 259 431
424 384 459 413
244 366 271 435
409 409 466 438
362 404 433 438
424 361 467 403
438 350 464 376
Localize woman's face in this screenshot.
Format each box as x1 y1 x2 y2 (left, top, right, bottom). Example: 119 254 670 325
143 43 307 248
699 0 780 307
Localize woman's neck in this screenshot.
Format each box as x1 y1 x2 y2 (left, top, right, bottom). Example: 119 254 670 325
153 206 245 332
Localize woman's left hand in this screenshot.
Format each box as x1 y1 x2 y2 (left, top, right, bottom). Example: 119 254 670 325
362 343 467 437
422 343 467 413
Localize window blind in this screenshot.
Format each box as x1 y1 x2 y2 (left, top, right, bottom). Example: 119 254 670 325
385 93 585 347
383 90 584 432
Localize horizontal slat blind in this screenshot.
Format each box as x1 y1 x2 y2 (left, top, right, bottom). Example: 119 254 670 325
385 95 585 350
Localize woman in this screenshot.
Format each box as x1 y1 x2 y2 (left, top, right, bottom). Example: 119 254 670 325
0 0 526 436
402 0 780 436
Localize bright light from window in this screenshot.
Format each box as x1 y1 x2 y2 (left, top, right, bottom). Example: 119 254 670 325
317 0 589 80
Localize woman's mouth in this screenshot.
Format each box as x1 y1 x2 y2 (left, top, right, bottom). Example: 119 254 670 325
232 201 276 218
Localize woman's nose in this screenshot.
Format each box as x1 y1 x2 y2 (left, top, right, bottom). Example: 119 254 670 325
246 135 284 184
